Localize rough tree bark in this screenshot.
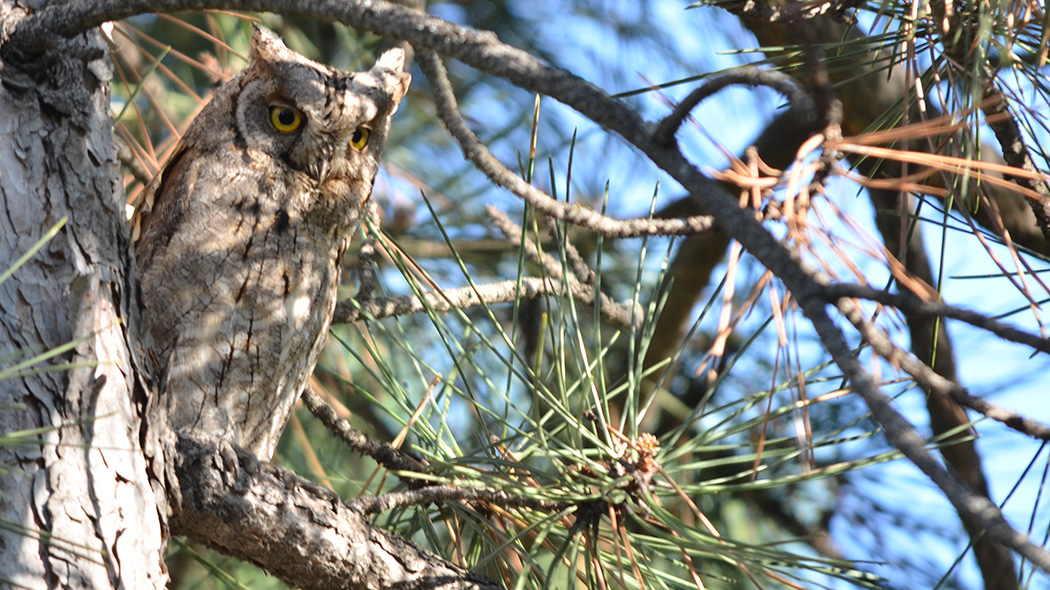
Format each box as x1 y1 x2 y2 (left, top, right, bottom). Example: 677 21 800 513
0 4 167 588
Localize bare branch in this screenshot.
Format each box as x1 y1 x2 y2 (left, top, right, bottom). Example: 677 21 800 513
837 298 1050 441
652 68 817 147
823 283 1050 355
334 276 639 330
952 390 1050 441
300 388 427 474
487 207 572 280
416 48 716 238
348 485 564 515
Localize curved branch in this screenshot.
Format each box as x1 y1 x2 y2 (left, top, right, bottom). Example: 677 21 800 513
416 49 715 237
300 388 427 474
652 68 817 147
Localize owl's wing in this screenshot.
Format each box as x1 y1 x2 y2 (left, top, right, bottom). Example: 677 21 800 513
130 144 190 244
130 143 204 276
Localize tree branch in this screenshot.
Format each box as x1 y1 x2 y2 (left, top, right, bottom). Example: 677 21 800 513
300 388 428 474
837 297 1050 441
652 68 816 147
823 283 1050 355
815 298 1050 571
334 276 640 330
170 434 501 590
415 49 715 237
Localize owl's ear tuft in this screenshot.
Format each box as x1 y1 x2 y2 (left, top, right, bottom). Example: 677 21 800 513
371 49 412 114
373 48 406 73
249 24 299 69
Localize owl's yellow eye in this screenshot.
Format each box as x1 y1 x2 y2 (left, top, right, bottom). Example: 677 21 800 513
269 106 302 133
350 128 370 150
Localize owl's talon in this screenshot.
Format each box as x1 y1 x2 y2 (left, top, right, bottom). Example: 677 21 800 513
214 440 242 491
282 469 297 492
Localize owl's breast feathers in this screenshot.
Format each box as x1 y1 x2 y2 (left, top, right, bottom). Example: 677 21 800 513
136 144 351 456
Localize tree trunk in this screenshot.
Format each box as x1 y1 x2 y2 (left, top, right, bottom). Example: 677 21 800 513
0 4 168 588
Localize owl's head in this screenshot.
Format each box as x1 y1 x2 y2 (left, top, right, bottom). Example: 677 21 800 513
233 25 411 192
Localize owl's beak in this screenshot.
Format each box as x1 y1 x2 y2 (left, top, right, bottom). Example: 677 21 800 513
313 161 331 188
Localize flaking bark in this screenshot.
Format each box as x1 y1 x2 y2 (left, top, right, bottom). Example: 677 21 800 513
0 4 166 588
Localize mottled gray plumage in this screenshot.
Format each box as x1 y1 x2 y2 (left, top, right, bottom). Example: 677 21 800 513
133 25 410 458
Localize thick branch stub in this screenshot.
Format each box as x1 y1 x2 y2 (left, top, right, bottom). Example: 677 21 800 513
169 435 500 590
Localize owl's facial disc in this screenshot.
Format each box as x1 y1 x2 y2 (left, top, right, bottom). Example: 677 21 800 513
235 29 408 190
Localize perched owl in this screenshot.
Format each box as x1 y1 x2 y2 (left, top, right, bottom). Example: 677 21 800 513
133 25 410 459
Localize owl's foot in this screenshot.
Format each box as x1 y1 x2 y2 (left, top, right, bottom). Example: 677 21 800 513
212 438 260 495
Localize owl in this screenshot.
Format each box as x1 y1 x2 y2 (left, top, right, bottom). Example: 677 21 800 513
132 25 410 459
